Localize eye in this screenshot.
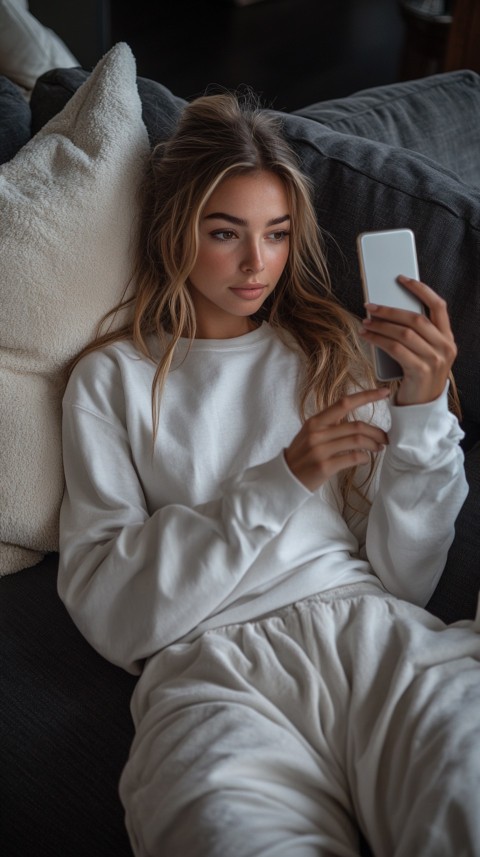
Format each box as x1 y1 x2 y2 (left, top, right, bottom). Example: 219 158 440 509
210 230 238 241
267 231 290 242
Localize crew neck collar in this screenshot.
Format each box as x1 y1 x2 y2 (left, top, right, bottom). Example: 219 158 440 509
174 321 273 351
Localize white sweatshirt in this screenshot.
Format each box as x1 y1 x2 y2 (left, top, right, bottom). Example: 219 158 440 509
58 323 468 673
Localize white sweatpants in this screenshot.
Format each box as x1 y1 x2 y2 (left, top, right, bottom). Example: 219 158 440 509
119 583 480 857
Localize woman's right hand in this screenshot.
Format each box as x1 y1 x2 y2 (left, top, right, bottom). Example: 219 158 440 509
284 387 390 492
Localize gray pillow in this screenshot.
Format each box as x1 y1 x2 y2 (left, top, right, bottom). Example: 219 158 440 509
0 75 31 164
30 66 187 145
293 70 480 187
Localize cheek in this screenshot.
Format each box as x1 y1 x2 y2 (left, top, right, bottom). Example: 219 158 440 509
194 245 232 279
271 245 289 279
190 248 217 281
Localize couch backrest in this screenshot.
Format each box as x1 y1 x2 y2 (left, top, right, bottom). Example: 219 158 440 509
293 70 480 188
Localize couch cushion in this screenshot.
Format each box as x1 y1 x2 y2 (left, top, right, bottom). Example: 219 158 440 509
293 70 480 187
30 65 188 144
0 553 136 855
0 74 31 164
0 42 150 574
427 441 480 623
0 0 78 91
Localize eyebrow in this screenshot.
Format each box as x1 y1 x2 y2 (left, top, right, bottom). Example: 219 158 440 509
204 212 291 227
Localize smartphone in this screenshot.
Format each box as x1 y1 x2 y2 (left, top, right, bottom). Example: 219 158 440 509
357 228 425 381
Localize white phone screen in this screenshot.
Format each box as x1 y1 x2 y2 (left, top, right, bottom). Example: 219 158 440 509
357 228 424 380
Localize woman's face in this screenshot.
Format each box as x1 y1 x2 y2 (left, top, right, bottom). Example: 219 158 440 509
188 170 290 339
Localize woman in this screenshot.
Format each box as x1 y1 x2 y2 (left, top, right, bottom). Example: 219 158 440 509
58 92 479 856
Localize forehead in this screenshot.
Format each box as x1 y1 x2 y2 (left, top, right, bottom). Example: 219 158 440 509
203 171 289 217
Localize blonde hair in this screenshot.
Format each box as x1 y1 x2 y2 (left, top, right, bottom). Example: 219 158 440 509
68 91 459 510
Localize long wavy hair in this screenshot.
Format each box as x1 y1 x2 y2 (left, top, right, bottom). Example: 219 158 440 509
67 90 459 511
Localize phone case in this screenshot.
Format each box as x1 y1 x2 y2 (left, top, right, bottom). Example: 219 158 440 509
357 228 424 381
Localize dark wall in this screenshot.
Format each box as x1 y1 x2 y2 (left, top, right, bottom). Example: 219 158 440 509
28 0 111 69
27 0 406 109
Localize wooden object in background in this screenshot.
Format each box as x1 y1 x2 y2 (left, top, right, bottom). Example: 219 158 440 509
398 1 452 79
444 0 480 73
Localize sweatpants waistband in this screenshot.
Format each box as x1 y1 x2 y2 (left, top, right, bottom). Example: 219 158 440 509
204 580 391 638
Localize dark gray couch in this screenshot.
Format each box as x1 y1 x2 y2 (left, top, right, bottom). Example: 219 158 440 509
1 65 479 857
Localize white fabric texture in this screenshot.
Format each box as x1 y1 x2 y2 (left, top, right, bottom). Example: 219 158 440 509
0 0 78 90
119 584 480 857
58 324 468 673
0 42 150 574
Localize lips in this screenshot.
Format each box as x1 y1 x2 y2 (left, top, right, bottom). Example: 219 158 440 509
230 284 266 301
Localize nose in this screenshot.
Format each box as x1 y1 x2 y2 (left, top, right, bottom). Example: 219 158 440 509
240 239 265 274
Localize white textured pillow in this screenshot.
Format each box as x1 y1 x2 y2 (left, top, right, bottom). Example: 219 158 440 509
0 0 78 90
0 42 150 574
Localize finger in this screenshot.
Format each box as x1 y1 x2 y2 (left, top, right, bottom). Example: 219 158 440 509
311 387 390 427
324 434 387 458
307 421 389 447
287 437 385 491
360 329 431 374
321 449 376 480
360 315 457 374
361 314 450 355
396 276 453 335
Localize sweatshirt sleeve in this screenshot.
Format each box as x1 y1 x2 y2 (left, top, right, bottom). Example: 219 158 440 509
357 384 468 606
58 375 311 674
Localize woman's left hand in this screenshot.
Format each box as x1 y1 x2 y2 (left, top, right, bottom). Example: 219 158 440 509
359 275 457 406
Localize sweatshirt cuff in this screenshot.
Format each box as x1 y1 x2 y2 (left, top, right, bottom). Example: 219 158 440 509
387 382 464 466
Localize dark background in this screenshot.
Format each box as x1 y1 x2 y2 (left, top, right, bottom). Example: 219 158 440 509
108 0 406 110
25 0 468 110
27 0 460 110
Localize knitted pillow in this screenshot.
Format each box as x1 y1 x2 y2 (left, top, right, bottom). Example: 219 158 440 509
0 42 150 574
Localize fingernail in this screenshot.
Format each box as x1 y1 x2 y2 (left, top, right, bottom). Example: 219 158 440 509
364 303 379 311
